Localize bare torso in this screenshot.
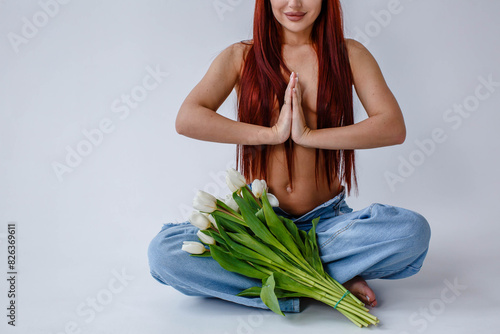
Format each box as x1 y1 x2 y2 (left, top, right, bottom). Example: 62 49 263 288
236 42 344 216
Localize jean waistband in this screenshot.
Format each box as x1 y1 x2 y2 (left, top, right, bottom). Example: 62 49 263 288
247 183 347 224
274 187 347 223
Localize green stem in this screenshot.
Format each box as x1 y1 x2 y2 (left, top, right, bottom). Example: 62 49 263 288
320 293 378 323
324 274 364 306
281 264 354 304
213 208 247 227
273 266 361 309
244 185 263 209
316 292 377 327
216 200 243 219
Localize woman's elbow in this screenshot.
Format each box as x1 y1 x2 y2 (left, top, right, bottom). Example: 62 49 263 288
175 106 191 135
175 114 185 135
392 123 406 145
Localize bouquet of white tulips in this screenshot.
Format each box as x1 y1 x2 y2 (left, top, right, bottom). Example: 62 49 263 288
182 168 379 327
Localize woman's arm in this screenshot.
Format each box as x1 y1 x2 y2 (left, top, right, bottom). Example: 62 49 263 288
175 43 280 145
295 39 406 150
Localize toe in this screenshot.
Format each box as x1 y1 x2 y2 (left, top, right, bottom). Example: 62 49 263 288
343 276 377 307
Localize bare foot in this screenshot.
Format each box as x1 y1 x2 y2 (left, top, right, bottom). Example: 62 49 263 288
342 276 377 307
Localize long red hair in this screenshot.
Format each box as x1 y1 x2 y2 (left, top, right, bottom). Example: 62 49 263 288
236 0 357 195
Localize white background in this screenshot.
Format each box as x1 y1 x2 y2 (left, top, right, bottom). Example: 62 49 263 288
1 0 499 333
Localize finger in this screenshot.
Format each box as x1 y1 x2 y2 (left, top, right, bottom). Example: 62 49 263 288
284 72 294 106
292 88 300 113
294 73 302 103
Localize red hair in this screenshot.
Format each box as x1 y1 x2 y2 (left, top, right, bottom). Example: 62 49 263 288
236 0 357 195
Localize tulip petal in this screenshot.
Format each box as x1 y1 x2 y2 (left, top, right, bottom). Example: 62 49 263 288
266 193 280 207
193 190 217 213
181 241 206 254
226 168 247 192
197 230 216 245
189 211 211 230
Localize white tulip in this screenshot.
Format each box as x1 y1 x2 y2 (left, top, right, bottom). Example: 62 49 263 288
197 230 216 245
202 212 218 230
193 190 217 213
267 193 280 207
181 241 206 254
189 211 211 230
224 193 240 212
251 179 268 198
226 168 247 192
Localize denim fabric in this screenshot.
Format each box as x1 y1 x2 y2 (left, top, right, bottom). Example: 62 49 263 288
147 186 431 313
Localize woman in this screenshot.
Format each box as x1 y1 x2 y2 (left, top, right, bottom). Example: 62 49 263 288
148 0 430 313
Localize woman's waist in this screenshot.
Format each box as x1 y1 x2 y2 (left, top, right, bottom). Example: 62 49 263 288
246 177 347 224
270 181 343 217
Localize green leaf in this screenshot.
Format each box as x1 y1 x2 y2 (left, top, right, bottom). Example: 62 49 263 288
308 217 321 248
228 232 285 266
274 289 303 299
303 235 313 267
307 217 325 275
241 186 261 212
238 286 303 299
209 244 267 280
189 252 212 258
225 232 275 266
260 274 285 316
232 192 287 253
236 286 262 297
212 211 249 234
255 208 266 224
261 190 303 259
216 199 240 217
203 230 226 245
279 216 306 253
299 230 308 244
272 272 316 297
215 219 274 268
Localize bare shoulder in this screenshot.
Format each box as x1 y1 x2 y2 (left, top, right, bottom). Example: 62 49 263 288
226 40 253 81
344 38 382 77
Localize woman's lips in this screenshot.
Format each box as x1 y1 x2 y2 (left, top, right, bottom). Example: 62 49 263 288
284 12 306 22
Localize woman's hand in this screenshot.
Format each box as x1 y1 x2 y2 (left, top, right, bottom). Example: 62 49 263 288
290 73 312 145
270 72 312 145
270 73 294 144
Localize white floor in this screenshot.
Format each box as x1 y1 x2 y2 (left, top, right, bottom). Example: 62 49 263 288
1 213 498 334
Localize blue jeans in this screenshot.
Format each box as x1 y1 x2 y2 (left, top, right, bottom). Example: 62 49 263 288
147 187 431 313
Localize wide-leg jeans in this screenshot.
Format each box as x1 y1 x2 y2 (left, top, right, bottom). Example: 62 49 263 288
147 188 431 313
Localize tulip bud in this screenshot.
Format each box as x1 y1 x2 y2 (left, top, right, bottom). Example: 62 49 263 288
226 168 247 192
224 193 240 212
189 211 211 230
251 179 268 198
193 190 217 213
267 193 280 207
202 212 218 230
197 230 216 245
181 241 206 254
